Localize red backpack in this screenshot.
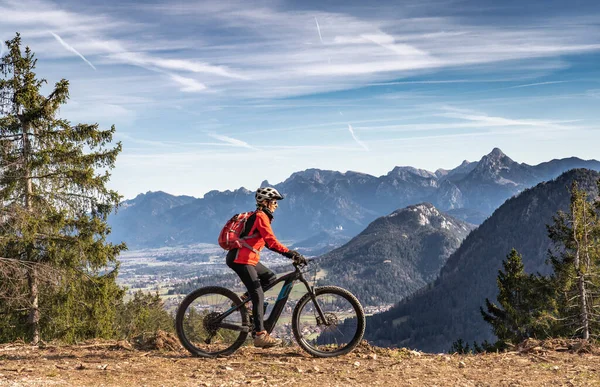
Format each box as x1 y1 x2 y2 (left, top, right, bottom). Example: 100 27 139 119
218 212 258 252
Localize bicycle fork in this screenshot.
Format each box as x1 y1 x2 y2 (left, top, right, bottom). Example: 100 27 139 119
299 277 328 325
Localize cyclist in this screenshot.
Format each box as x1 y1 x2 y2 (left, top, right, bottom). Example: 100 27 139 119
226 187 305 348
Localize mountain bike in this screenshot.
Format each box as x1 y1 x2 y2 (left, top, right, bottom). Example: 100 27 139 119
175 259 366 358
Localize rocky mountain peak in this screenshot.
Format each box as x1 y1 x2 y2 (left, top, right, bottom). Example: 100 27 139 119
385 203 470 232
436 160 478 181
203 187 252 199
133 190 165 200
489 147 505 158
479 148 512 165
319 202 475 306
467 148 520 183
286 168 339 185
118 191 196 213
388 166 436 179
109 151 600 249
366 168 600 353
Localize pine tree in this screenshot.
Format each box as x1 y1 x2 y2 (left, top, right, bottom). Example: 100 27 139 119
0 34 126 343
39 268 125 342
547 181 600 340
481 249 556 346
114 291 174 339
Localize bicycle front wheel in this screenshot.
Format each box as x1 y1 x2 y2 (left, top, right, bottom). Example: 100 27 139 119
175 286 249 357
292 286 365 357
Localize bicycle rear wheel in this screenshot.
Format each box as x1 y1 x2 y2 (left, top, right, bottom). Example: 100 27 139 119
175 286 249 357
292 286 365 357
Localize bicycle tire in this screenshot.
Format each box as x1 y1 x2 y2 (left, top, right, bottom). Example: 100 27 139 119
175 286 249 357
292 286 365 358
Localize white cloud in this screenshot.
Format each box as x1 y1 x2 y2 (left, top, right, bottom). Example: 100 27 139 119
586 89 600 99
207 133 256 149
108 51 247 80
361 33 429 56
133 2 600 98
3 0 600 100
435 106 588 133
3 0 599 200
169 74 207 93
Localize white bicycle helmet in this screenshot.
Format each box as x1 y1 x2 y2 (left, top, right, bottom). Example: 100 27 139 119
255 187 284 203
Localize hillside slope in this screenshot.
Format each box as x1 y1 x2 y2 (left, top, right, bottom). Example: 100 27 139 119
1 340 599 386
366 169 600 353
317 203 475 306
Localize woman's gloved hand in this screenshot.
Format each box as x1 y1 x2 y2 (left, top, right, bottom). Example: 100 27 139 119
282 250 307 265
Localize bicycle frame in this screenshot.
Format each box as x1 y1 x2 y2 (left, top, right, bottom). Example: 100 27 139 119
214 264 327 334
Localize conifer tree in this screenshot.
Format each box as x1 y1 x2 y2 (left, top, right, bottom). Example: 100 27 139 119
114 291 174 339
547 181 600 340
0 34 126 343
481 249 556 346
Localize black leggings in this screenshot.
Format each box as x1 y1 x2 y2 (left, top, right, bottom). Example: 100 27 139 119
226 251 277 332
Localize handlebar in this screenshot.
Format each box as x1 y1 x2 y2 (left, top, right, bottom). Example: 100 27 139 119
292 256 313 269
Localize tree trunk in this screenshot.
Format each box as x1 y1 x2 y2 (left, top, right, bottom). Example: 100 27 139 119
579 203 591 340
577 271 589 340
574 200 590 340
23 120 39 344
27 265 39 344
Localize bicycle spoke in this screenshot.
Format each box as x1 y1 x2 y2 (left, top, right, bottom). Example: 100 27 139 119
176 287 249 357
293 287 364 357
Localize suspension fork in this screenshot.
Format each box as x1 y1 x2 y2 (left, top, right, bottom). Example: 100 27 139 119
299 277 328 323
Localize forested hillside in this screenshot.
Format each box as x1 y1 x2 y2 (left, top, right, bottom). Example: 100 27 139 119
317 203 474 306
365 169 600 353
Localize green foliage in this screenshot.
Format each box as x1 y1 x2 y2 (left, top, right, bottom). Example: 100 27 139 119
366 169 600 353
547 181 600 339
169 272 242 295
115 291 175 338
479 180 600 350
480 249 558 347
39 268 125 343
449 338 494 354
317 207 474 306
0 304 28 342
0 33 125 343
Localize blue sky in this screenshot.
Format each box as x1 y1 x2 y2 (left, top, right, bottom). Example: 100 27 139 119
1 0 600 199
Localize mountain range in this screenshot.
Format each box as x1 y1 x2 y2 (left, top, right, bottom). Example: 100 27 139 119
364 168 600 353
108 149 600 250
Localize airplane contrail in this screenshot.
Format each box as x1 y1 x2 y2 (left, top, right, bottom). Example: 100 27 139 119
314 17 324 44
509 81 568 89
348 124 369 151
50 32 96 70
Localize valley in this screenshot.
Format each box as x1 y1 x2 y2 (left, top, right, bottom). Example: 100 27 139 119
107 150 600 353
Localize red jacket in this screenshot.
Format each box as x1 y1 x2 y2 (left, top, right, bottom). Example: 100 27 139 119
233 210 289 266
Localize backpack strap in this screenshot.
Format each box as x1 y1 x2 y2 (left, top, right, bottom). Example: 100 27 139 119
239 239 259 254
239 212 260 254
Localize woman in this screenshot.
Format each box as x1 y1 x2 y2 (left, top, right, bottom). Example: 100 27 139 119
226 187 305 348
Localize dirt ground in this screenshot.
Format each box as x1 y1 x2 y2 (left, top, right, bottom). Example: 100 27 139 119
1 337 599 387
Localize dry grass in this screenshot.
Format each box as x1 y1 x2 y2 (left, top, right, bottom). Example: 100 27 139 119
0 338 599 386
